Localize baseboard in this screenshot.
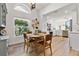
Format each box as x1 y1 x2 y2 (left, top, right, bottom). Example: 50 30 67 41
8 42 24 47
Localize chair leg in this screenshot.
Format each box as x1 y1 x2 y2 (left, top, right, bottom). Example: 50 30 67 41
43 46 45 56
24 43 29 53
50 45 52 56
24 43 25 52
26 42 30 53
27 46 28 52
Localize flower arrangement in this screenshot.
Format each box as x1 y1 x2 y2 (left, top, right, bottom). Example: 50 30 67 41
32 18 39 29
32 18 39 34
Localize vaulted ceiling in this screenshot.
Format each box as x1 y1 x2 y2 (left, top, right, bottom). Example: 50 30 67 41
26 3 50 10
46 4 76 20
7 3 50 14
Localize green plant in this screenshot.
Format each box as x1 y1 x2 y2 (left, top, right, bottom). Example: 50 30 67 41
15 19 29 36
15 19 28 26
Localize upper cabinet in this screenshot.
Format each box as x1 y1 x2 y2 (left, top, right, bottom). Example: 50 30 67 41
0 3 7 27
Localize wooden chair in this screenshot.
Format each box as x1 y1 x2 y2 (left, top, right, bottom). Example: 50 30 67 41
27 31 32 34
23 32 29 52
38 34 53 56
23 32 35 53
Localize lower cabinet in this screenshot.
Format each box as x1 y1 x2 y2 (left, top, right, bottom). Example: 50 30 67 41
70 33 79 51
0 39 8 56
62 30 68 37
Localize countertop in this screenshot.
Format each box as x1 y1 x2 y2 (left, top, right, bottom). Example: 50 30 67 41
70 31 79 34
0 36 9 40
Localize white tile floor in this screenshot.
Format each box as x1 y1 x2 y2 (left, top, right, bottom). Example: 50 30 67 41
8 36 78 56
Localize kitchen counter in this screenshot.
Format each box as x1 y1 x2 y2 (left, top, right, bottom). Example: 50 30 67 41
0 36 9 40
0 36 9 56
69 32 79 51
70 31 79 34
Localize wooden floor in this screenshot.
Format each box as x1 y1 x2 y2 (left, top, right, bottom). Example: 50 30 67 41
8 36 79 56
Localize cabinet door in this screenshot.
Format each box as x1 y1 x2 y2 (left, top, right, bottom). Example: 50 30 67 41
1 3 7 26
0 4 2 26
0 40 7 56
0 3 7 26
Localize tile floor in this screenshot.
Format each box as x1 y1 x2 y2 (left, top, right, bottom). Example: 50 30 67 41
8 36 79 56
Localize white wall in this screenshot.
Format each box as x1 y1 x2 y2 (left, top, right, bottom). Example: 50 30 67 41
38 3 70 32
42 10 79 32
47 18 67 29
38 3 79 37
66 10 79 32
6 3 38 45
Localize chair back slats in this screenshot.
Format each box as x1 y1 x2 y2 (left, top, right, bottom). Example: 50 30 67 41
23 33 27 39
23 33 28 43
23 32 29 39
45 34 52 41
27 31 32 34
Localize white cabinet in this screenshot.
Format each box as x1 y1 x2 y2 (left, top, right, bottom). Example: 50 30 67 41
53 30 62 36
69 32 79 51
0 3 7 27
0 39 7 56
0 36 8 56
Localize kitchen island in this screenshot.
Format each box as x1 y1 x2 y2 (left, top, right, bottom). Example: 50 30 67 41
69 31 79 51
0 36 8 56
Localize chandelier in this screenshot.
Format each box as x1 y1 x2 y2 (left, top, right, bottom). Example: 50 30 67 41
30 3 36 10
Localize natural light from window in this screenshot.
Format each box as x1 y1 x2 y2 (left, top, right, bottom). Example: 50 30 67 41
14 17 31 36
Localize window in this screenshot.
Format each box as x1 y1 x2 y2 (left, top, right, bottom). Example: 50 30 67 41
65 19 72 31
15 18 29 36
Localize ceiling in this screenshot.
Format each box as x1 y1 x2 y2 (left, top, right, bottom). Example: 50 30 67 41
7 3 75 18
27 3 50 10
35 3 50 10
46 4 77 20
12 3 50 14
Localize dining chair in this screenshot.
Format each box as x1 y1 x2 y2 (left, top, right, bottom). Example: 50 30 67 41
23 32 29 52
27 31 32 34
23 32 35 53
38 34 53 56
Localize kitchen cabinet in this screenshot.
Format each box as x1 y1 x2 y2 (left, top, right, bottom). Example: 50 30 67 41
0 3 7 27
0 36 8 56
62 30 68 37
69 32 79 51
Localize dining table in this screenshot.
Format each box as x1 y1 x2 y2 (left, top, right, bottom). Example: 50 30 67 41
26 33 49 46
27 33 48 40
26 33 48 53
